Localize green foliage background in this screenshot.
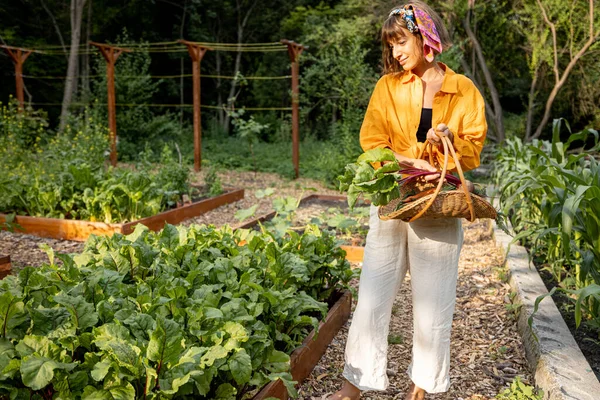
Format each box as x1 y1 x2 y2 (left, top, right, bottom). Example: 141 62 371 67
1 0 598 168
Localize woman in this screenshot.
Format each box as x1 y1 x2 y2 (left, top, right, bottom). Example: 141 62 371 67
331 2 487 399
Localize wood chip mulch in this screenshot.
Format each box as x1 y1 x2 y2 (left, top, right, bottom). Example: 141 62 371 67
0 170 532 399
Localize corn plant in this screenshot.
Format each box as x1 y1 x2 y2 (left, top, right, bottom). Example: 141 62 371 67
494 119 600 333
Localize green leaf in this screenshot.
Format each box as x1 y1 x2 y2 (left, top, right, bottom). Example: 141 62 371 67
53 293 99 331
215 383 237 399
228 348 252 385
67 370 89 393
347 185 362 209
91 359 112 381
146 316 184 370
92 324 142 376
222 321 249 351
265 349 290 373
0 291 26 339
357 148 396 163
20 355 76 390
30 306 71 336
234 204 259 222
81 382 136 400
374 161 400 177
255 188 275 199
573 284 600 328
352 163 375 184
121 313 155 341
39 243 55 266
159 224 180 250
267 372 298 398
15 335 60 359
200 345 229 368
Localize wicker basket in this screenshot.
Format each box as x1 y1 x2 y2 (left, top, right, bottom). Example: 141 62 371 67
378 136 496 222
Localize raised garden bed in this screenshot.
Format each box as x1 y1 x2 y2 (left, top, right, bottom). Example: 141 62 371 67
0 219 353 399
0 255 10 279
0 188 244 241
0 254 351 399
253 290 352 399
234 194 367 264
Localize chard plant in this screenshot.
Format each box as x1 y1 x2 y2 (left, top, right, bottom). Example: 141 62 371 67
337 148 472 209
0 222 353 399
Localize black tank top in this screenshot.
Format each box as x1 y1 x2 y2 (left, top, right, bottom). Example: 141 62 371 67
416 108 432 142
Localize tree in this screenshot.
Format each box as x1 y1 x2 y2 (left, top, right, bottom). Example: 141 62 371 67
461 0 504 142
523 0 600 140
222 0 258 133
59 0 87 130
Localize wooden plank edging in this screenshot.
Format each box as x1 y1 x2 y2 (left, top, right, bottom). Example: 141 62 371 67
253 290 352 399
0 189 244 241
0 255 11 279
339 245 364 263
121 188 244 234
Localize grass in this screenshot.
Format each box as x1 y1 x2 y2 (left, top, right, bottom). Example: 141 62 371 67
201 137 357 188
388 334 404 345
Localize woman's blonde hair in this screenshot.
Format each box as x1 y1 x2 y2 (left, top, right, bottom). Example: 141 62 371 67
381 1 451 74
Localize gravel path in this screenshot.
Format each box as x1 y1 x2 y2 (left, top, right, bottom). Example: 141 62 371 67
0 170 531 399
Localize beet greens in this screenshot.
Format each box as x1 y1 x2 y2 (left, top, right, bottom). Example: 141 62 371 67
338 148 459 208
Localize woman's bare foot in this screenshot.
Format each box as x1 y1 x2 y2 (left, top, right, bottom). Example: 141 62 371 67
329 379 361 400
404 382 425 400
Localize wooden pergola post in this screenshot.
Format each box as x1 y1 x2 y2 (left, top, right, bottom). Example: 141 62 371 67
90 42 131 167
179 40 210 172
281 40 306 179
1 45 32 111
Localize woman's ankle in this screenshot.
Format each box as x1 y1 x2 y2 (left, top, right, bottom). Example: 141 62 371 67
330 379 361 399
404 382 425 400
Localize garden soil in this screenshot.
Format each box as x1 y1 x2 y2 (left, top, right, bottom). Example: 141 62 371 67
0 169 532 399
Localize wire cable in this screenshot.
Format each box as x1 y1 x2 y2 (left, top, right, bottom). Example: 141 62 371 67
21 73 292 80
29 102 293 111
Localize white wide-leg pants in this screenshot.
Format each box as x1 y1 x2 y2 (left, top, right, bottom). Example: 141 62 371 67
343 205 463 393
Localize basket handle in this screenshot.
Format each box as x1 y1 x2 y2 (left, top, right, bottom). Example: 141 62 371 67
409 135 475 222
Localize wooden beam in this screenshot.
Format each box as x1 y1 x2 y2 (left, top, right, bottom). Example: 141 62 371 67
179 40 211 172
1 45 33 111
121 188 243 234
281 40 307 179
90 42 132 166
0 255 12 279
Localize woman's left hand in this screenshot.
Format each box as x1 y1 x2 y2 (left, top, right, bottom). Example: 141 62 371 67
426 123 454 147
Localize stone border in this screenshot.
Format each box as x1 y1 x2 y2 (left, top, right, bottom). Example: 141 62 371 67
493 222 600 400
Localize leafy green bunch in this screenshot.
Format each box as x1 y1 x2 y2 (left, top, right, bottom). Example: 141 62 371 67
337 148 402 208
0 222 353 399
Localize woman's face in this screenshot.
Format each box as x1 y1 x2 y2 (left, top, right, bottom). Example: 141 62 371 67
389 29 423 71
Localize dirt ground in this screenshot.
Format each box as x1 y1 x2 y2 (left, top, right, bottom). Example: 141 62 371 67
0 170 531 399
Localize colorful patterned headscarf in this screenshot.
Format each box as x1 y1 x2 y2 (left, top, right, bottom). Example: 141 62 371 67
389 5 443 62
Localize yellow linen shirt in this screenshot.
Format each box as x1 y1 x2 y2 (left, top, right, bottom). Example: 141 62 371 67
359 63 487 172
